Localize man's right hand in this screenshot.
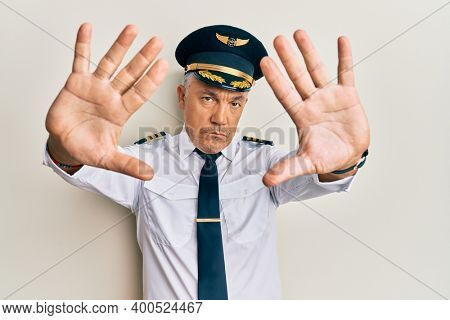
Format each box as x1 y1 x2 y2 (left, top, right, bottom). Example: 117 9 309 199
45 23 168 181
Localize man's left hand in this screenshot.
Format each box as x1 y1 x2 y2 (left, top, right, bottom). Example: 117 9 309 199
260 30 370 187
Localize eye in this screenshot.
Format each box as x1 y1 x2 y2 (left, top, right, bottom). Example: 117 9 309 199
231 102 241 109
201 96 213 102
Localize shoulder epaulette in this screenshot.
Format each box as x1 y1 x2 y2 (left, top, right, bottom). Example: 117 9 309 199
134 131 167 145
242 136 274 146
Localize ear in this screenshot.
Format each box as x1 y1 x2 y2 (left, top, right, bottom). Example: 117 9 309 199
176 84 186 110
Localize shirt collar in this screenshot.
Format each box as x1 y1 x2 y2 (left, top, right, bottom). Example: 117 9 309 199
178 125 240 162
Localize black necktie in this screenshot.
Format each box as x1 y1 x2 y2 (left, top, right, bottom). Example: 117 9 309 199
194 148 228 300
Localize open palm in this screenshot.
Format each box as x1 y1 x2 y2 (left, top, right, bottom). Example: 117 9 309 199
261 30 370 186
45 23 168 180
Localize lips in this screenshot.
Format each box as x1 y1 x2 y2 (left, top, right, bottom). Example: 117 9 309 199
211 131 226 137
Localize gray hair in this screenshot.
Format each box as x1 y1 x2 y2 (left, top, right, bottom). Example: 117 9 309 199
182 72 196 93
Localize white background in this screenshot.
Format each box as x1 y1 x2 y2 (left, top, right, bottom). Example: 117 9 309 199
0 0 448 299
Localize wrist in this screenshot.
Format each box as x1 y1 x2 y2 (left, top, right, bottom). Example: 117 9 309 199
46 136 83 167
318 149 368 182
331 149 368 175
318 169 357 182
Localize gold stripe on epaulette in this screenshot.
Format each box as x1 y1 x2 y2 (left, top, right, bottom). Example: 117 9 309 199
134 131 167 144
147 131 166 141
242 135 274 146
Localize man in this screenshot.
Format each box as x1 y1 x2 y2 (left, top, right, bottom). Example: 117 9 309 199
43 23 370 299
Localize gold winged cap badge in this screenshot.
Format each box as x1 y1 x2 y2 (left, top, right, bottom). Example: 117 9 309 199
216 33 250 47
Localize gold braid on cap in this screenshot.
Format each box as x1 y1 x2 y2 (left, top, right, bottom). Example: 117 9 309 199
186 63 255 86
198 70 225 84
230 80 251 89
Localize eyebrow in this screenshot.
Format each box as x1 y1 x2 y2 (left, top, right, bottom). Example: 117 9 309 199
200 89 219 98
200 89 246 102
231 95 246 102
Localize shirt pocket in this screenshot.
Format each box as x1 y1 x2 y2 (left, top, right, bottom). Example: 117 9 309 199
220 174 270 243
142 176 198 247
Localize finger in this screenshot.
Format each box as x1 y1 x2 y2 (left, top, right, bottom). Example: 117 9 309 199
273 35 316 99
293 30 329 88
111 36 163 94
262 155 316 187
121 58 169 115
106 149 154 181
337 36 355 86
93 25 138 79
72 23 92 73
260 56 304 123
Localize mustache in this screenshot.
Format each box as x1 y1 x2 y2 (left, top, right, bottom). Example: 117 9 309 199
199 127 232 136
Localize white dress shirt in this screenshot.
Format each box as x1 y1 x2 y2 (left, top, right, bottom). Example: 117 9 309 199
42 126 355 299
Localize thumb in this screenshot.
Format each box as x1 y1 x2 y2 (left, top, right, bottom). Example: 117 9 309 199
105 149 154 181
262 155 315 187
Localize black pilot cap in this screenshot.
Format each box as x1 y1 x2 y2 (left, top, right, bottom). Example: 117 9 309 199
175 25 268 92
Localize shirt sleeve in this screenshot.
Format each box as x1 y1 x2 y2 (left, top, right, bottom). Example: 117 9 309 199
267 147 357 207
42 141 143 214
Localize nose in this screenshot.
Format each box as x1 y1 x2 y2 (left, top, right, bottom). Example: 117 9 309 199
210 102 227 126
